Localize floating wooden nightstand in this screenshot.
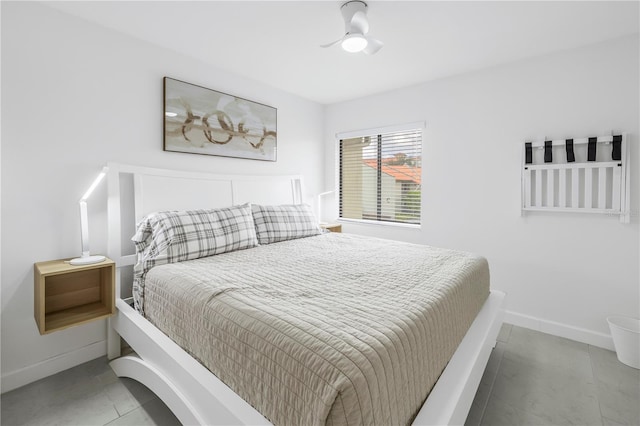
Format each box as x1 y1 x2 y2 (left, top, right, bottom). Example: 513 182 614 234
321 223 342 233
34 258 115 334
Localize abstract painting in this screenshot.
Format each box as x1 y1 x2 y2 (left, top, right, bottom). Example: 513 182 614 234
163 77 277 161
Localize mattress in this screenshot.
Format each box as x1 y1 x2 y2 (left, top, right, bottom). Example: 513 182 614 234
142 232 490 426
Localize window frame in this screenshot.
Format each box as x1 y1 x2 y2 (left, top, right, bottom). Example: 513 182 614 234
335 121 424 228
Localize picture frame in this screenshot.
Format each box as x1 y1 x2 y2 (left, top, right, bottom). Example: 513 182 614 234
163 77 277 161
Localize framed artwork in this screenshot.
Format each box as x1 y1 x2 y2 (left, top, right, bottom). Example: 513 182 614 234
163 77 277 161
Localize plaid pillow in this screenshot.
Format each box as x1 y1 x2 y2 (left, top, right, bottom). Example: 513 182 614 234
131 203 258 313
252 204 323 245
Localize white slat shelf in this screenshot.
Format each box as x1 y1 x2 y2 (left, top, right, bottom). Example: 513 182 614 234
521 134 630 223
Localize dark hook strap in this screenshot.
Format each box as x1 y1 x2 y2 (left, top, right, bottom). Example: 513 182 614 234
565 139 575 162
544 141 552 163
588 137 597 161
612 135 622 161
525 142 532 164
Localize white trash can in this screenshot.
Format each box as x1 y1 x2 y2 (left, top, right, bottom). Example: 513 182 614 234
607 316 640 369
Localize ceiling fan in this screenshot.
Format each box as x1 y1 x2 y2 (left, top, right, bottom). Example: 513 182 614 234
321 0 383 55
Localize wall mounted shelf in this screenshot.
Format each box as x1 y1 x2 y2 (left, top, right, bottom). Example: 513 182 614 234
34 258 115 334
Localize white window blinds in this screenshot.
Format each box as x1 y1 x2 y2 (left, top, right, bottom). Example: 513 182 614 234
339 127 422 225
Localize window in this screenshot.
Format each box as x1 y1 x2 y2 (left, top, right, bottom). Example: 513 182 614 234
339 124 422 225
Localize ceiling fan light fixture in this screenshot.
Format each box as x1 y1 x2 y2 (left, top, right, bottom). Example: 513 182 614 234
341 33 368 53
321 1 382 55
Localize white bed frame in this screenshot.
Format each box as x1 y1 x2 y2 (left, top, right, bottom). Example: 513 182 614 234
105 162 506 426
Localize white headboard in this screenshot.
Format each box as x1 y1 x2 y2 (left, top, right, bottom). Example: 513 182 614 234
106 163 303 296
132 169 302 221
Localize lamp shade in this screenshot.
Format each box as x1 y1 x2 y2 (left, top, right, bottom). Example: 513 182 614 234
317 190 335 225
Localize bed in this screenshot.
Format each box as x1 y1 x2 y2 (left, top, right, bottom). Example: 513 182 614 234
105 163 506 426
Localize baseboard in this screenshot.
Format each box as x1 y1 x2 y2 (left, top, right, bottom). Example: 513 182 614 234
504 311 614 351
1 340 106 394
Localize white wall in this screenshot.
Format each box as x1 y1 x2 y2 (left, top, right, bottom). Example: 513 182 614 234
325 35 639 348
1 2 324 391
2 1 637 394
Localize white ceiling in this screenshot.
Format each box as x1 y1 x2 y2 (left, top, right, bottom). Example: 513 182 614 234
45 1 639 105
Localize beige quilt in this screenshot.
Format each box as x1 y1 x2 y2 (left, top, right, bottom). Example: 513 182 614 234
142 233 490 426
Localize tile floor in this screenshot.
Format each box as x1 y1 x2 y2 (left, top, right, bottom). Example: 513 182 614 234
1 324 638 425
466 324 640 426
0 357 180 426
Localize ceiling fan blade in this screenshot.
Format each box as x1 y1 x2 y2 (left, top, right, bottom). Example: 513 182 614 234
362 36 383 55
320 37 345 49
350 10 369 34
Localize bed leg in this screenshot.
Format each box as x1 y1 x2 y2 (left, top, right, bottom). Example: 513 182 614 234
107 317 121 360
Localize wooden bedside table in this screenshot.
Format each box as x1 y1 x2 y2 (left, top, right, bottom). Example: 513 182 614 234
320 223 342 233
34 257 115 334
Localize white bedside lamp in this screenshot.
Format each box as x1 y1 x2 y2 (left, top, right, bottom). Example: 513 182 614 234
70 167 108 266
317 190 335 225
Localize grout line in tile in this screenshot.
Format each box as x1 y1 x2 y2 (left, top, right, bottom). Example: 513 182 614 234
587 344 606 425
